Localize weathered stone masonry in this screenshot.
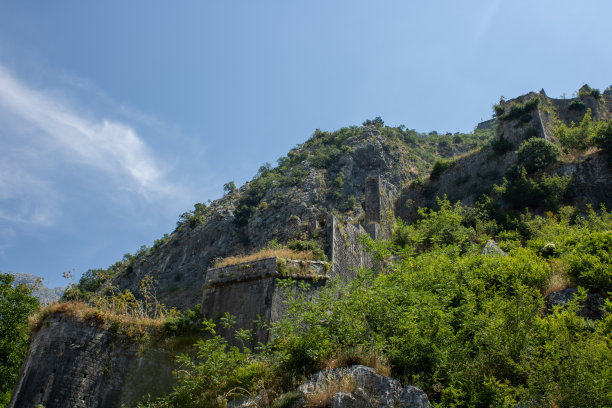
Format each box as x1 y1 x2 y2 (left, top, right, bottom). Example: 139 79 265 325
9 315 176 408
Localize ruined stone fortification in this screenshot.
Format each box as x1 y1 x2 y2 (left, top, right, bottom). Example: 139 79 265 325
202 257 329 345
11 177 392 407
9 314 178 408
397 88 612 220
111 129 417 311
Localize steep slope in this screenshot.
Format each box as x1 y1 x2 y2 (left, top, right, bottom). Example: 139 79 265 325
106 122 493 309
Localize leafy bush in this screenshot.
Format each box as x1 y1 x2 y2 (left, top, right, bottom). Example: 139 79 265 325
139 204 612 408
566 231 612 292
554 109 596 152
430 158 455 180
516 138 560 172
393 197 476 250
491 136 514 155
568 99 586 111
362 116 384 127
578 86 601 99
495 167 572 211
0 273 39 404
223 181 236 195
498 97 540 121
593 119 612 153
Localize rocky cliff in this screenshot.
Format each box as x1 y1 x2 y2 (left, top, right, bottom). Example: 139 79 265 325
111 124 491 309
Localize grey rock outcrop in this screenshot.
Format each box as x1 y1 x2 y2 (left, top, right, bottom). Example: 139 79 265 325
298 365 431 408
481 240 506 256
545 288 605 320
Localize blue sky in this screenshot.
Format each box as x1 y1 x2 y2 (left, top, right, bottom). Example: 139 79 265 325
0 1 611 288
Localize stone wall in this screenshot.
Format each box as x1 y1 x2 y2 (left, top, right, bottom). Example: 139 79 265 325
364 176 394 240
9 314 177 408
201 257 329 346
327 215 376 281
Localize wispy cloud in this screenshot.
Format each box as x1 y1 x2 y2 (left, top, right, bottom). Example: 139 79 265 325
474 0 503 43
0 65 182 227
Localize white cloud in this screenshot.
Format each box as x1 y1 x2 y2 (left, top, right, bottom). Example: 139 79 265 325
0 65 182 227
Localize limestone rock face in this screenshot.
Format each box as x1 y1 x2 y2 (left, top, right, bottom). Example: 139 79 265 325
298 365 431 408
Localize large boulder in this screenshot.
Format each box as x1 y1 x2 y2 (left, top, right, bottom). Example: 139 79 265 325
297 365 431 408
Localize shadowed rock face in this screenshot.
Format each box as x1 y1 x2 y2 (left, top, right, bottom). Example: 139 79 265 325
9 315 177 408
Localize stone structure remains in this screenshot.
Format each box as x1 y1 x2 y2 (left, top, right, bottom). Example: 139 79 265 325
10 173 394 407
396 88 612 220
201 192 391 345
201 257 329 345
9 315 177 408
364 176 394 240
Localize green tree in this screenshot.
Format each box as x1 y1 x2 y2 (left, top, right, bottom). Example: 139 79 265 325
223 181 236 195
516 137 560 172
0 273 39 406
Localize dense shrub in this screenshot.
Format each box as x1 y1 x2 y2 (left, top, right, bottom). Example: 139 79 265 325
495 166 572 211
0 273 39 405
568 99 586 111
491 136 513 155
566 231 612 292
593 119 612 153
578 86 601 100
430 158 455 180
393 197 476 250
516 138 560 172
139 205 612 408
498 97 540 121
554 109 596 152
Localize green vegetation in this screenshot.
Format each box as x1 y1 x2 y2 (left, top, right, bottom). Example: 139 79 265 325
430 158 455 180
578 86 601 100
593 119 612 154
139 201 612 408
516 138 560 172
554 109 596 152
567 99 586 111
491 136 513 156
495 167 572 212
554 109 612 155
0 273 39 407
496 97 540 121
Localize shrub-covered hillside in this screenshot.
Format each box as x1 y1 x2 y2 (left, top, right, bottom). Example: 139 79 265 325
138 200 612 408
67 119 494 309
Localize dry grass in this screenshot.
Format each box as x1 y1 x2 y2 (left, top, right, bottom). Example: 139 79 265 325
304 373 356 407
29 301 168 341
323 346 391 377
544 259 572 296
213 248 318 268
